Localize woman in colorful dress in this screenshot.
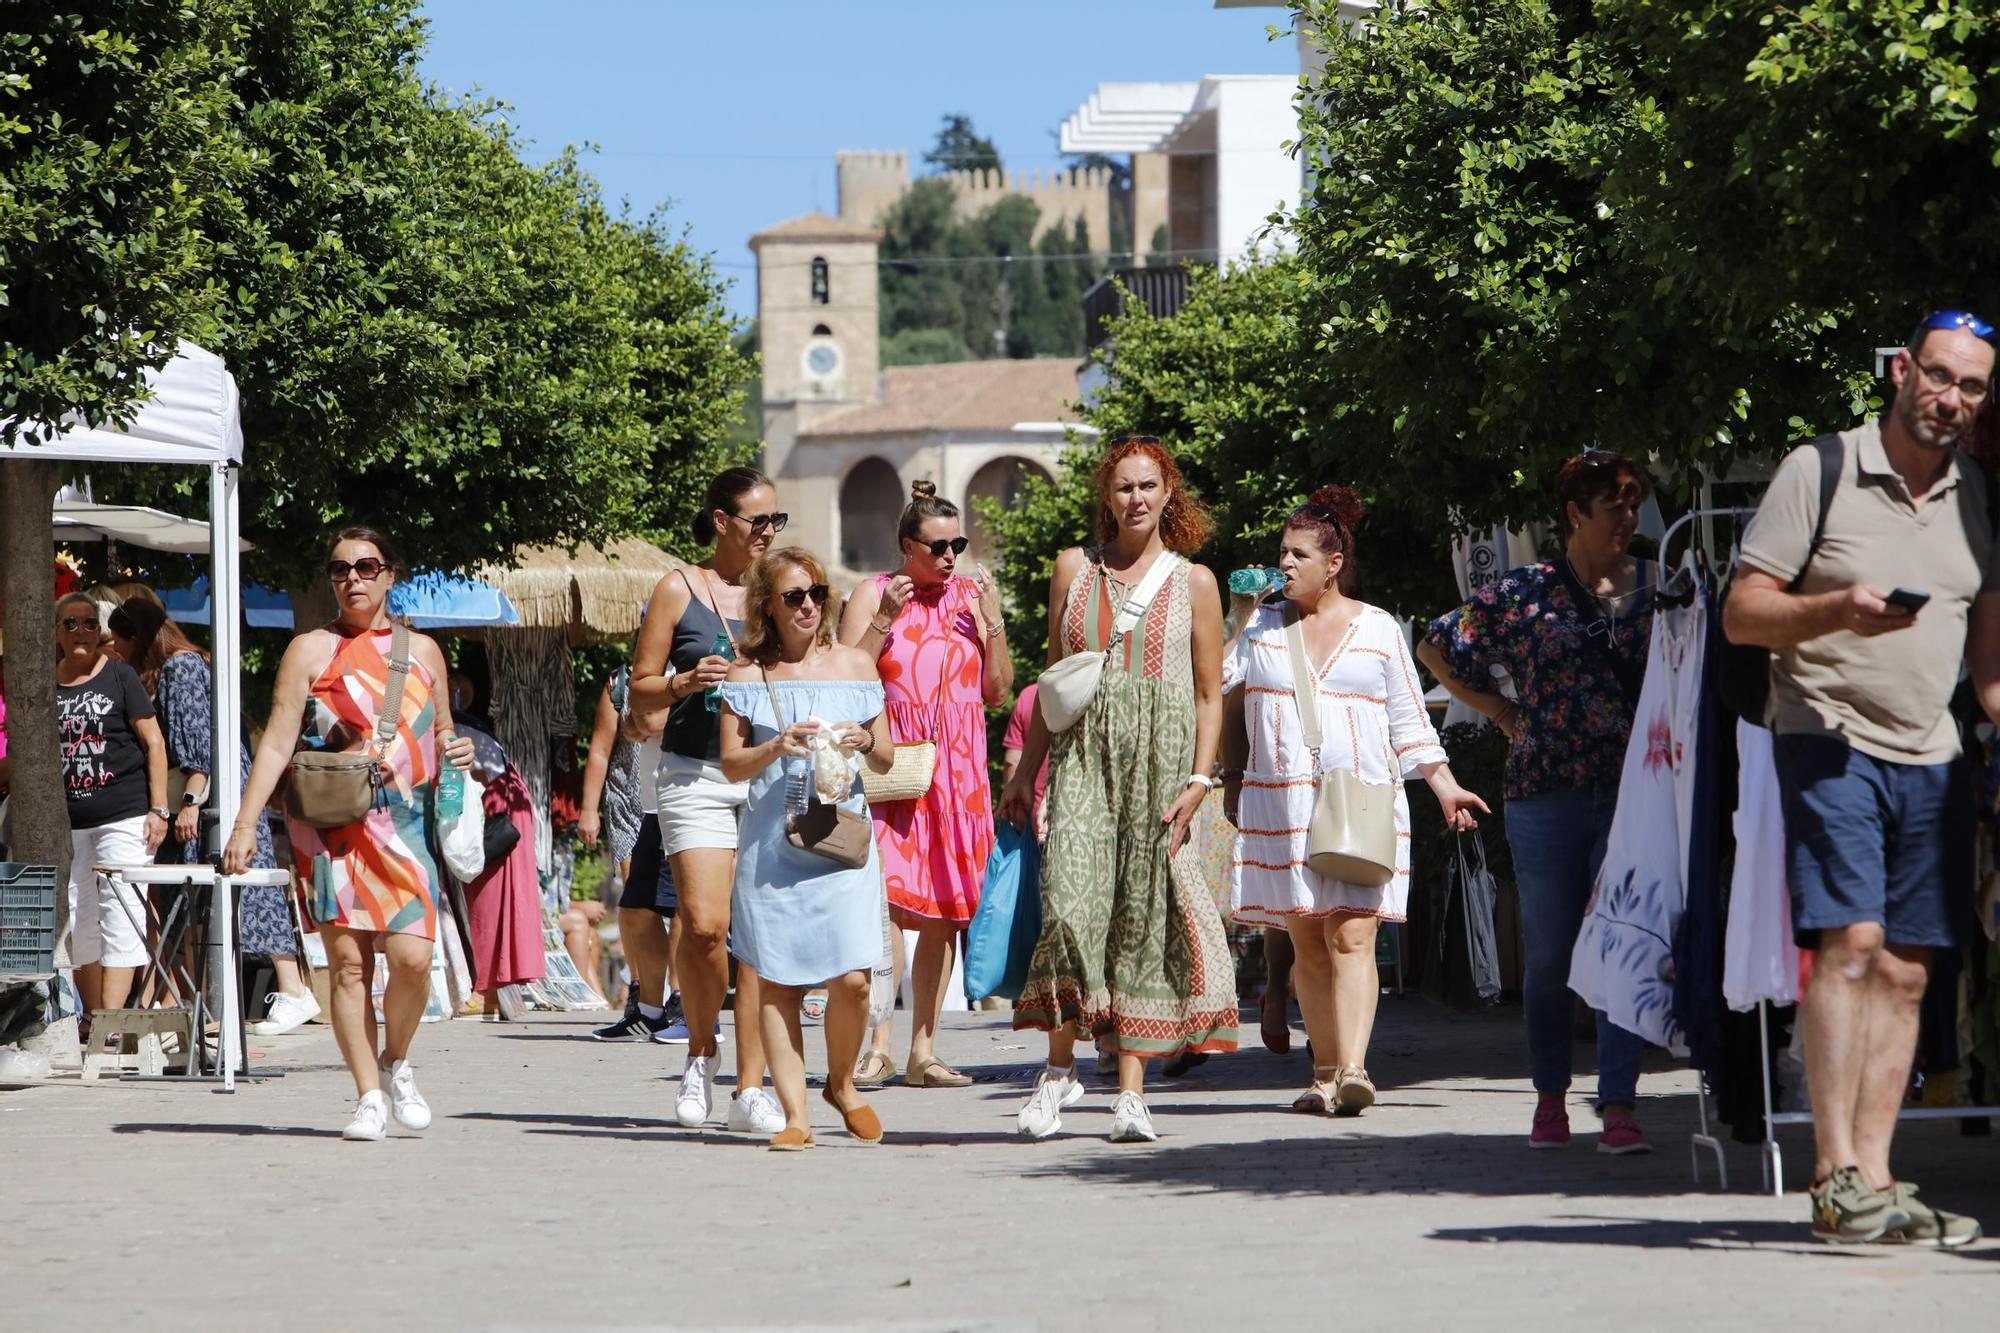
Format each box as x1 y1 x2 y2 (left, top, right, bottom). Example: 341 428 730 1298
629 467 780 1134
1226 487 1489 1115
106 598 320 1035
839 480 1011 1088
720 548 898 1148
226 527 474 1141
997 436 1238 1142
1418 451 1658 1154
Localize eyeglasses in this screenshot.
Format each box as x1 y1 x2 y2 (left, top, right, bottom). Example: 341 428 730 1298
914 536 970 558
1913 309 1999 347
326 558 390 582
60 616 100 634
728 510 789 535
1913 359 1992 404
779 584 829 609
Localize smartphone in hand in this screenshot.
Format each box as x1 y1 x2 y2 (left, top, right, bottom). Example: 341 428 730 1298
1883 587 1931 614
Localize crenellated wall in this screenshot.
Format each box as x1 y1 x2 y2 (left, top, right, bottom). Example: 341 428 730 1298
836 149 1113 250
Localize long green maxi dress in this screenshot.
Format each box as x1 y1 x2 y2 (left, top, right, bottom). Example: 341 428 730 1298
1014 551 1241 1057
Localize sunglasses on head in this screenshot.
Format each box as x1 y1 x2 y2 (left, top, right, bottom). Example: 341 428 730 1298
61 616 100 634
780 584 830 609
729 510 789 534
1914 309 1999 347
326 558 390 582
912 536 970 558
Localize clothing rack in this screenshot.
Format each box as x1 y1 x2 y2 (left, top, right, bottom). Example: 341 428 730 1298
1652 505 1762 595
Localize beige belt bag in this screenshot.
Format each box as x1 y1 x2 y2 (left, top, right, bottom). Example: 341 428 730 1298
284 623 410 830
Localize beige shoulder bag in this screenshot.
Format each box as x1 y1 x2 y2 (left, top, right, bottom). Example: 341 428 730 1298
1037 551 1179 734
1284 612 1396 888
285 622 411 830
860 583 961 805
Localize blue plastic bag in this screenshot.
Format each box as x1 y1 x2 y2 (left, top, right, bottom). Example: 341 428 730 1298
964 821 1042 1002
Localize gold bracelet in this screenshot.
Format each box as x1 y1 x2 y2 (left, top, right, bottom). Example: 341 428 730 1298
870 618 893 636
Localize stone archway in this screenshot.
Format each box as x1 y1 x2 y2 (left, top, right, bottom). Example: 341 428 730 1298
838 456 904 573
963 456 1053 562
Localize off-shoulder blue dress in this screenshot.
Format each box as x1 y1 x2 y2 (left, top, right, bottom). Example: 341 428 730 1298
718 678 886 987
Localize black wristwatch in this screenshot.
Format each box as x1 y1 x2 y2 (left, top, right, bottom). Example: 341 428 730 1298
181 790 202 808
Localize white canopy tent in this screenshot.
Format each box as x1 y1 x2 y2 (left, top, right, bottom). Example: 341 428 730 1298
0 342 255 1086
53 499 252 554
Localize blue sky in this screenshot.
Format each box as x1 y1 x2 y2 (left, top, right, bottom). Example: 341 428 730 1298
415 1 1300 319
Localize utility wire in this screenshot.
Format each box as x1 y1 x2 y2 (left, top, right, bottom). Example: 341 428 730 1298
715 246 1244 271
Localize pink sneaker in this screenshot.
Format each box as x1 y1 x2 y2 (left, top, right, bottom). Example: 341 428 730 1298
1597 1110 1653 1156
1529 1095 1570 1149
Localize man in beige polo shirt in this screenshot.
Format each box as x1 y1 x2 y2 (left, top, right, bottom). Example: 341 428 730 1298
1726 310 1995 1247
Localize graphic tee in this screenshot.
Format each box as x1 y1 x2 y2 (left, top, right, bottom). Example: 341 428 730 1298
59 657 155 829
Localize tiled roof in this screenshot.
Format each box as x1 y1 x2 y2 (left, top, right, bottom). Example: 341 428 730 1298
748 211 882 248
800 359 1081 437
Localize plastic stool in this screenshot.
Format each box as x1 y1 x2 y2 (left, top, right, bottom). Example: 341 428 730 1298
81 1008 190 1083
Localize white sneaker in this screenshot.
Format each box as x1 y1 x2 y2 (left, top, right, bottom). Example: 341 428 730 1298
381 1059 431 1131
250 991 321 1036
1016 1065 1084 1140
342 1090 388 1142
1109 1090 1158 1143
676 1053 715 1128
728 1087 785 1134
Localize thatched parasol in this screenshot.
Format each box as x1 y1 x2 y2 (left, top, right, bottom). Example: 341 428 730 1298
479 536 681 639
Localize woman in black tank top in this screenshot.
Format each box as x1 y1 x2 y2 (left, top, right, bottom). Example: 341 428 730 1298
630 468 784 1131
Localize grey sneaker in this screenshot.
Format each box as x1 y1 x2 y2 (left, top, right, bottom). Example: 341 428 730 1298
1883 1181 1982 1248
1810 1166 1909 1244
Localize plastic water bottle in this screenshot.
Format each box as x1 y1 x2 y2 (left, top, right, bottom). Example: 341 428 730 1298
703 630 732 712
437 762 464 821
1228 566 1285 596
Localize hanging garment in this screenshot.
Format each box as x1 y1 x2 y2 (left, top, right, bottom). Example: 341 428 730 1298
1670 616 1733 1075
1722 722 1801 1011
1569 581 1709 1049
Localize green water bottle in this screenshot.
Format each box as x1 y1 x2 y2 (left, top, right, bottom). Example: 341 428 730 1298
1228 566 1285 596
437 762 464 821
703 630 731 712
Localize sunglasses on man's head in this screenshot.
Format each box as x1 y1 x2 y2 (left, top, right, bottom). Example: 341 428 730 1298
915 536 970 558
780 584 830 609
1914 309 1999 347
60 616 100 634
326 558 390 582
729 510 789 534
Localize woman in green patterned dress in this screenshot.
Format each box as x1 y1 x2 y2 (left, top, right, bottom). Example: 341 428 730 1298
998 436 1238 1142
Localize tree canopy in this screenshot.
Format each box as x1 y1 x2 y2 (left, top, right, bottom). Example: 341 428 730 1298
923 113 1003 176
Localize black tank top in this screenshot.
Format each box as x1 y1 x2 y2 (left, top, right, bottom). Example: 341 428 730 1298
664 574 743 761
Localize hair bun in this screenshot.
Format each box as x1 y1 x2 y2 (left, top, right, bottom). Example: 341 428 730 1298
910 479 937 501
1309 484 1364 532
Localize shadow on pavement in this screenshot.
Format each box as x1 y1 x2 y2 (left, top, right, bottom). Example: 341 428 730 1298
1428 1215 1845 1253
112 1122 336 1138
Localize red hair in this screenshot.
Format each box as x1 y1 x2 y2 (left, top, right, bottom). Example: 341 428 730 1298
1091 435 1214 553
1286 485 1365 592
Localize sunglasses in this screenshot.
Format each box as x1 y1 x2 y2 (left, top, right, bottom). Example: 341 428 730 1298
729 510 789 535
913 536 970 558
60 616 100 634
326 558 391 582
1913 309 1999 347
779 584 830 609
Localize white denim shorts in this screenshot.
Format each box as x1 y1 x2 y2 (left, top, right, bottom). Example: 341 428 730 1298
67 815 150 968
656 753 747 856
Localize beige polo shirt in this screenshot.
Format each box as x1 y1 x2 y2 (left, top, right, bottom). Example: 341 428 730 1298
1737 418 1995 765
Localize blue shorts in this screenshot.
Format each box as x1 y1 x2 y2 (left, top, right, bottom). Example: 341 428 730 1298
614 814 678 917
1771 734 1970 951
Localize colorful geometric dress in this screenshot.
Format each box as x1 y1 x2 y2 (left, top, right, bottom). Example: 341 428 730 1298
285 626 441 940
870 575 994 927
1224 603 1446 926
1014 552 1240 1058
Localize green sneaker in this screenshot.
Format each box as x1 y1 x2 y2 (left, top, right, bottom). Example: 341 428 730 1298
1810 1166 1909 1244
1883 1182 1982 1249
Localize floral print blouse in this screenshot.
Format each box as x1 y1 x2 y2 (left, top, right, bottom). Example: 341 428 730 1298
1424 560 1653 801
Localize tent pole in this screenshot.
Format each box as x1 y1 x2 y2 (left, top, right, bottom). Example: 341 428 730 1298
211 460 243 1091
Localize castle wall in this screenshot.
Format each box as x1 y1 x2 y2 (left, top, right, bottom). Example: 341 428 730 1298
838 149 1114 251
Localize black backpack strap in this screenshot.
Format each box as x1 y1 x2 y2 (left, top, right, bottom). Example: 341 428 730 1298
1790 435 1843 592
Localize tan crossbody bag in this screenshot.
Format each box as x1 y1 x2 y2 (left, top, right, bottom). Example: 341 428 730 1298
1284 612 1397 887
285 622 410 830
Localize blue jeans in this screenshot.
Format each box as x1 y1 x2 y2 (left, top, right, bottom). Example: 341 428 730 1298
1505 786 1645 1108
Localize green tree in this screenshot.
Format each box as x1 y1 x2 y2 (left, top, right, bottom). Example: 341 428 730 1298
923 113 1003 176
883 327 974 366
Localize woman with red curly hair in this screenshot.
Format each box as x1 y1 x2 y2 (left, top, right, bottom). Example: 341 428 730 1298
999 435 1239 1142
1226 487 1489 1116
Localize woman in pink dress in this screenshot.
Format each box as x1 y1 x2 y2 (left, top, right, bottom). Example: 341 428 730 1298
840 480 1012 1087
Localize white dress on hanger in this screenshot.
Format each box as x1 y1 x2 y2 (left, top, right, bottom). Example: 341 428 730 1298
1723 721 1801 1010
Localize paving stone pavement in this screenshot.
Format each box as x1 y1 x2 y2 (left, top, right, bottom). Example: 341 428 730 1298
4 995 1996 1331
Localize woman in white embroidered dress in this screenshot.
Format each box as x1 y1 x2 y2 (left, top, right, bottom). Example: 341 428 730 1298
1226 487 1489 1115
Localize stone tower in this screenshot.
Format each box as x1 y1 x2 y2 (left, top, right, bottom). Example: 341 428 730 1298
748 210 883 560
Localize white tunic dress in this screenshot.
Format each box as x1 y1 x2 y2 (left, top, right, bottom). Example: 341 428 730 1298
1225 604 1447 925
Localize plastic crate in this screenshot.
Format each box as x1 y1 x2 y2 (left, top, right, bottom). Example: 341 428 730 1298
0 862 59 976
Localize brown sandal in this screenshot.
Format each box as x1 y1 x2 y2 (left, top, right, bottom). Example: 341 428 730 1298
1292 1066 1340 1114
822 1089 883 1144
902 1056 972 1088
852 1051 897 1088
768 1126 816 1151
1332 1066 1376 1117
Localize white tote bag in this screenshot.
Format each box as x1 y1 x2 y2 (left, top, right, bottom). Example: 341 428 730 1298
440 772 489 883
1037 553 1180 733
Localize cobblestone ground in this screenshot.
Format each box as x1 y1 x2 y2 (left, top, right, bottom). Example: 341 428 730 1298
5 995 1995 1331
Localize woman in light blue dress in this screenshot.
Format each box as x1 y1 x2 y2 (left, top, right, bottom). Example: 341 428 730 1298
720 546 897 1150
